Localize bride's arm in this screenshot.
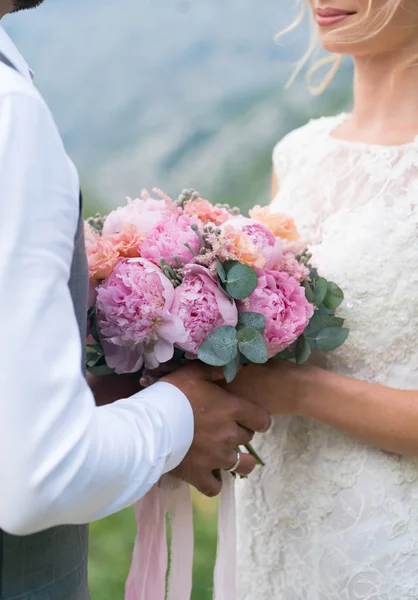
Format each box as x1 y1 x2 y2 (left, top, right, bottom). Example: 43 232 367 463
226 361 418 458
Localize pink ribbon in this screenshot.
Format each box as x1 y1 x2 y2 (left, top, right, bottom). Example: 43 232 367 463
125 472 236 600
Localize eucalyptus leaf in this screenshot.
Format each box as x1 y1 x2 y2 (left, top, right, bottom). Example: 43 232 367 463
309 267 319 284
237 327 268 364
275 346 296 360
315 327 349 352
303 280 315 304
88 364 115 376
323 282 344 310
223 352 241 383
86 344 105 368
216 260 227 284
237 312 266 333
295 335 311 365
224 262 258 301
198 326 238 366
305 315 344 338
314 277 328 306
316 304 335 316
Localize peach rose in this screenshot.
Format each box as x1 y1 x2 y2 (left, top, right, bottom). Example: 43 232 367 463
249 205 299 241
222 224 266 270
184 197 230 226
107 224 145 258
86 237 120 280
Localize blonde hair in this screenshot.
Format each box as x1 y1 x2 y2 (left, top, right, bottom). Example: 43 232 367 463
278 0 417 95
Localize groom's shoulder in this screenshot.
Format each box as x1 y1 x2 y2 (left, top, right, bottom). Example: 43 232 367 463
0 63 57 139
0 60 35 97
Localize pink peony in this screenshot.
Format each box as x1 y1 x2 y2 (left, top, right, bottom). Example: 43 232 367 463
140 214 202 267
96 258 187 373
222 217 282 269
107 224 145 258
102 196 176 236
238 270 313 357
172 264 238 353
184 197 230 226
86 237 120 280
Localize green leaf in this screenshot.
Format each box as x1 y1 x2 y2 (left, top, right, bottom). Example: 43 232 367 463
305 314 344 338
223 352 241 383
198 326 238 367
86 344 104 368
236 327 268 364
87 306 95 318
224 262 258 301
315 327 349 352
275 346 296 360
309 267 319 284
303 280 315 304
314 277 328 306
237 312 266 333
323 282 344 310
316 304 335 316
87 364 115 376
216 260 227 284
295 335 311 365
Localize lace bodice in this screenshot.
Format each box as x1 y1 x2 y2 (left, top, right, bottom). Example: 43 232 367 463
236 115 418 600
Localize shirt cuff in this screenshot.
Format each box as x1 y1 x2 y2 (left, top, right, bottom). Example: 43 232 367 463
135 381 194 473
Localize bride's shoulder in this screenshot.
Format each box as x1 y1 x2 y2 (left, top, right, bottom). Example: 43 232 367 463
272 113 344 178
274 114 343 153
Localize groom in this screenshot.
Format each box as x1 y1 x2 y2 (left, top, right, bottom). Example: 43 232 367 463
0 1 271 598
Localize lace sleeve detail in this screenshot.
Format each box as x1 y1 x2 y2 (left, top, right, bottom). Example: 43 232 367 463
272 116 343 187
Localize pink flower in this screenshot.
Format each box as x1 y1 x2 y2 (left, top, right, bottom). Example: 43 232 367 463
238 270 313 357
275 254 310 283
86 236 120 280
172 264 238 353
141 214 202 267
184 197 230 226
103 196 175 236
249 205 299 241
222 217 282 269
107 224 145 258
96 258 187 373
84 223 99 244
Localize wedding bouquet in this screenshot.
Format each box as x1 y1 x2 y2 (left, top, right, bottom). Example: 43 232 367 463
84 188 348 600
85 188 348 386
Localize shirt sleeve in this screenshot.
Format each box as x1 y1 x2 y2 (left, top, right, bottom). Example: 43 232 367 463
0 90 194 536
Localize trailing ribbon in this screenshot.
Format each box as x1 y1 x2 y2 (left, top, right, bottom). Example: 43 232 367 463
125 472 236 600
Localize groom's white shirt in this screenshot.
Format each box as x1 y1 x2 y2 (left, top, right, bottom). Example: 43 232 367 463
0 26 194 536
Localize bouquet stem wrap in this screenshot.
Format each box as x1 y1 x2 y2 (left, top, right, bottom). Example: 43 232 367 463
125 471 236 600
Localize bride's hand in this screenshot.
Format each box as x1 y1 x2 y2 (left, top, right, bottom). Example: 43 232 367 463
224 361 318 416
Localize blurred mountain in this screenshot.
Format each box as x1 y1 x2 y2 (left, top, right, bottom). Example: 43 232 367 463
4 0 351 209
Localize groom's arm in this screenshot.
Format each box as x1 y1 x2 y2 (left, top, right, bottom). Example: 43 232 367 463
0 88 196 535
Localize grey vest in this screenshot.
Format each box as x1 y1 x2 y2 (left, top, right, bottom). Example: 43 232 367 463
0 54 90 597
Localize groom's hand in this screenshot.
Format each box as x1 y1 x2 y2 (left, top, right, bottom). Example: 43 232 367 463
162 363 271 497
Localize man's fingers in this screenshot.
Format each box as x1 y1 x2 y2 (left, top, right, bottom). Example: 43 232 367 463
236 425 254 447
234 453 257 477
233 395 271 433
196 472 222 498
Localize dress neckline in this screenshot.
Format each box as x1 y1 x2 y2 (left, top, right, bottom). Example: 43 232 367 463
324 112 418 152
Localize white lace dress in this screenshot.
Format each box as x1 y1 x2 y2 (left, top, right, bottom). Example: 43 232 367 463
236 114 418 600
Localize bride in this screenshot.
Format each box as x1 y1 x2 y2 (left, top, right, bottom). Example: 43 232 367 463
227 1 418 599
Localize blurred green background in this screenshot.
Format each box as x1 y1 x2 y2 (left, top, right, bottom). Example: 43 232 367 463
88 493 218 600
